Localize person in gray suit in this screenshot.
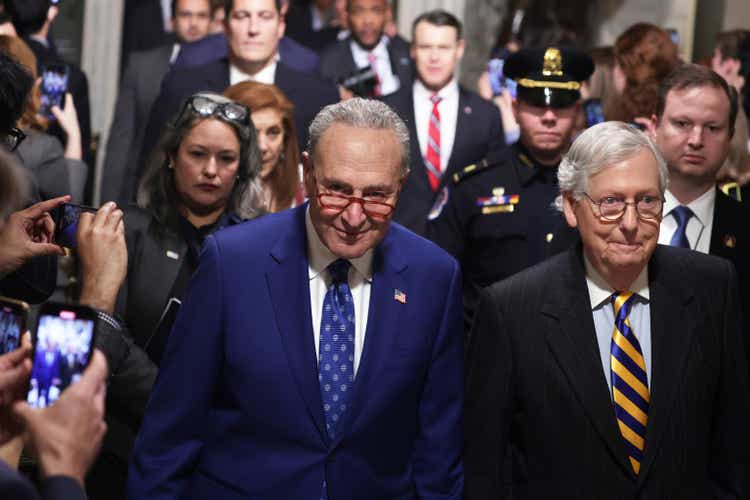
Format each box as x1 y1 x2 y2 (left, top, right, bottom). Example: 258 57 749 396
101 0 212 205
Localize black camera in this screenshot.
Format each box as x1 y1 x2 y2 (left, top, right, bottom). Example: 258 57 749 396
338 66 379 98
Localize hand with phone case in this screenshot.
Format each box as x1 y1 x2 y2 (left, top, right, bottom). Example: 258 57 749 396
0 195 68 276
50 93 82 161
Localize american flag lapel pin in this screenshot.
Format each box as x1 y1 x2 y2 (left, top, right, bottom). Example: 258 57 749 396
393 289 407 304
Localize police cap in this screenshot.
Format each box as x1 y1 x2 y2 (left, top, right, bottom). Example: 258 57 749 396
505 47 594 108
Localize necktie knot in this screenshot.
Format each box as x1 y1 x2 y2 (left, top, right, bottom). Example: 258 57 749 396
669 205 694 248
671 205 693 226
328 259 350 285
430 94 442 106
611 291 635 319
367 52 377 64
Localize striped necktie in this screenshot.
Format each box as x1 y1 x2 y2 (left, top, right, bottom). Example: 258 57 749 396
425 94 442 191
610 291 649 474
367 53 381 96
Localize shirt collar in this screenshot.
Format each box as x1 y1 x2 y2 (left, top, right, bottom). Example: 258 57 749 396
349 35 389 62
229 58 278 85
413 77 459 102
663 187 715 227
584 256 650 310
305 207 373 282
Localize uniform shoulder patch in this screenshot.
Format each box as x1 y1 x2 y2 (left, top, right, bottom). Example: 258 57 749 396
427 186 450 221
452 158 498 184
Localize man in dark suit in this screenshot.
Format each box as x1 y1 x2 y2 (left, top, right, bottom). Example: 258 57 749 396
172 31 321 73
284 0 341 53
649 64 750 353
102 0 212 205
382 10 504 236
8 0 93 199
319 0 411 99
127 98 464 500
465 121 750 498
139 0 338 188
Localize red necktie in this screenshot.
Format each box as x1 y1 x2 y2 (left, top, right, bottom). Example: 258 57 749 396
367 53 381 96
425 94 442 191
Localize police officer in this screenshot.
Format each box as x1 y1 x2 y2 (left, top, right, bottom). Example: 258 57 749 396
425 46 593 327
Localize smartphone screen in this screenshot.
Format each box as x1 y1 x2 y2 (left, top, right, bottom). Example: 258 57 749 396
27 304 95 408
0 297 28 355
487 58 517 99
53 203 97 249
39 64 69 120
584 99 605 128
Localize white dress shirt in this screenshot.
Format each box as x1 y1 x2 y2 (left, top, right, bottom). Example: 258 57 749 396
658 188 715 253
229 59 278 86
306 209 372 375
585 258 652 395
413 78 459 173
350 36 399 96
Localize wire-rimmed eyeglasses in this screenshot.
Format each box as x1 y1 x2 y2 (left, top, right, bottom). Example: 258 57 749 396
582 192 663 221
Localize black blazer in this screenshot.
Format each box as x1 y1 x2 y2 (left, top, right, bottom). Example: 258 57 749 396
318 35 413 96
465 245 750 499
138 59 339 187
382 85 504 235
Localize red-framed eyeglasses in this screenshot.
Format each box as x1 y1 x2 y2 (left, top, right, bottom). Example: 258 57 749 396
316 192 396 218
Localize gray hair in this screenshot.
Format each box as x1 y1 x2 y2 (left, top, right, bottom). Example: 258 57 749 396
307 98 410 176
555 121 668 210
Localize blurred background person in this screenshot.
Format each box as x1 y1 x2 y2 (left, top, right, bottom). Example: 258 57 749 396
209 0 226 34
711 29 750 192
101 0 213 206
6 0 93 201
609 22 680 127
319 0 412 100
0 35 86 202
383 9 504 236
284 0 342 53
224 81 303 211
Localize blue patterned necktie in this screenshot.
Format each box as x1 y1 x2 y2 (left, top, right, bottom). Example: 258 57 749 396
669 205 693 248
319 259 355 499
610 292 649 474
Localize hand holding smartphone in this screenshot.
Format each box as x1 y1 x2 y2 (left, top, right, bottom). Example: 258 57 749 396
26 302 97 409
52 203 97 249
39 64 69 121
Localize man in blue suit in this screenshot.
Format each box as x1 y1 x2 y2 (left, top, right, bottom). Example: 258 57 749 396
127 98 464 500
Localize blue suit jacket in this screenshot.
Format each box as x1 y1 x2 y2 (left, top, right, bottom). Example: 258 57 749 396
127 205 464 500
173 33 320 74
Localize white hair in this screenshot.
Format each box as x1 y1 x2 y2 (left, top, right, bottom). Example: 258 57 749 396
554 121 668 211
307 98 410 175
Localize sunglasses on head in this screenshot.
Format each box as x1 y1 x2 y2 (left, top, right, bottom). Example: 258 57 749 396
177 95 250 127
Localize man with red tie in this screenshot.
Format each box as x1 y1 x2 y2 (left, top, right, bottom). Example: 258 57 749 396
382 9 504 236
465 121 750 499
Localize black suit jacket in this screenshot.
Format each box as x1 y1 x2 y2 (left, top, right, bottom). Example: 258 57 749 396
284 1 341 53
102 44 172 205
318 35 413 96
382 85 505 235
0 459 85 500
465 245 750 499
138 59 338 189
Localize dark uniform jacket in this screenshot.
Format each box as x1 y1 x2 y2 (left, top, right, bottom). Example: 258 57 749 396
465 244 750 499
382 85 504 236
425 142 567 326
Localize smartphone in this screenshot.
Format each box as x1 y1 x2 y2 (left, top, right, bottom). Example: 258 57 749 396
53 203 97 249
39 64 69 120
27 302 96 409
487 58 517 99
0 296 28 355
584 98 605 128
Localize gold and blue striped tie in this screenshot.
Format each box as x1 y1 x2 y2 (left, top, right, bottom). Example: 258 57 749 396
610 291 649 474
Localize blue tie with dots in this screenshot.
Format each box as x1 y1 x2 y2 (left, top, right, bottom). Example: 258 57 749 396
669 205 693 248
319 259 355 499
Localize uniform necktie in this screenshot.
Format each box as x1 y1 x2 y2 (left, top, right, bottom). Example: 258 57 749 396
367 52 381 96
425 94 442 191
319 259 355 438
610 291 649 475
669 205 693 248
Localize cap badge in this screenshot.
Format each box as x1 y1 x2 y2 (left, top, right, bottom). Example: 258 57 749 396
543 48 563 77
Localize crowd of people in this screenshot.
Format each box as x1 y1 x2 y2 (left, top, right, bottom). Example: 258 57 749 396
0 0 749 499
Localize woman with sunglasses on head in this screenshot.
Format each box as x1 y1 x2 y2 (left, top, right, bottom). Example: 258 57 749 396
224 81 304 212
86 92 264 500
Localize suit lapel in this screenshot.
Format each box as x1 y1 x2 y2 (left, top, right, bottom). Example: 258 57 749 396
266 206 328 443
709 188 740 262
636 247 697 487
444 88 471 182
331 229 407 445
403 90 431 193
541 248 635 477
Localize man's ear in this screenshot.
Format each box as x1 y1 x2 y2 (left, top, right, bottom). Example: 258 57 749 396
302 151 315 192
562 192 579 228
